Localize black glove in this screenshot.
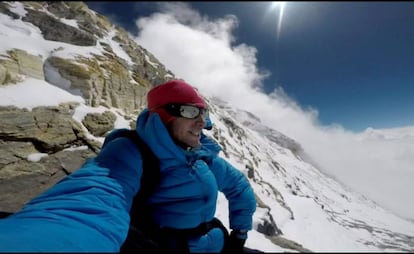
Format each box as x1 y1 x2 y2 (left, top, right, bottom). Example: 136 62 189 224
226 230 247 253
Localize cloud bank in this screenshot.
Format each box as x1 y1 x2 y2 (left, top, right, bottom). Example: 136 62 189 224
133 2 414 220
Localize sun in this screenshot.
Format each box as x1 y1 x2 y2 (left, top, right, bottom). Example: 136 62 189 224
270 1 286 11
268 2 287 40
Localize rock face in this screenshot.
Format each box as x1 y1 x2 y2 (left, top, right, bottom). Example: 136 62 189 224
0 1 174 113
0 104 84 152
0 1 174 212
0 49 43 84
82 111 117 136
0 104 99 210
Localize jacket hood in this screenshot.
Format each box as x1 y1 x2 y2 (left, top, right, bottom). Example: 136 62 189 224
135 109 221 170
136 109 186 164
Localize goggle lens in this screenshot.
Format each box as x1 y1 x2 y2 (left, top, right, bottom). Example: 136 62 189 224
165 104 208 119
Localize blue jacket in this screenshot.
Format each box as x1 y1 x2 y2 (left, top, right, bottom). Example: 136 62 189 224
0 109 256 252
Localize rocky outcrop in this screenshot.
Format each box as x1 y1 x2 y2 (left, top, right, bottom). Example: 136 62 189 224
82 111 117 137
22 8 96 47
0 104 93 151
0 1 175 114
0 146 96 212
0 103 100 212
0 64 7 84
0 1 178 214
0 0 174 215
0 49 43 84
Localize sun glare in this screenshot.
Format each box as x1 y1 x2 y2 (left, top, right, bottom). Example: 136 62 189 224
268 2 286 40
271 1 286 11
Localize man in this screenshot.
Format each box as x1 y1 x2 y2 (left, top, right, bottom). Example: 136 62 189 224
0 79 256 252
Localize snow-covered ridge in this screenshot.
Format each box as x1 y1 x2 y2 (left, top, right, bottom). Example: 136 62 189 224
207 100 414 251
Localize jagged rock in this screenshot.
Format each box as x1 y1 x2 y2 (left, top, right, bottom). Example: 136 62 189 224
0 1 174 218
112 29 174 86
0 48 45 85
7 49 44 80
45 2 112 38
268 235 312 253
0 49 30 85
82 111 116 137
22 8 96 46
45 55 150 114
0 105 84 152
0 2 19 19
0 172 67 212
246 163 255 179
0 146 96 212
0 160 51 180
257 218 277 236
0 64 6 85
0 140 38 167
1 2 173 114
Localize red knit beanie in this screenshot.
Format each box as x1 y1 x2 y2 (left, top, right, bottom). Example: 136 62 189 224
147 79 206 124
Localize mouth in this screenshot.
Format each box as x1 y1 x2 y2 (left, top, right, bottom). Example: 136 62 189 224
189 130 201 137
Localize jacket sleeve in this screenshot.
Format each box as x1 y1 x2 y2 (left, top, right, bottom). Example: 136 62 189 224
0 137 143 252
210 157 256 231
95 136 144 210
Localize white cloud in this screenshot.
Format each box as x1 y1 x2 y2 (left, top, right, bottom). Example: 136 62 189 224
133 3 414 220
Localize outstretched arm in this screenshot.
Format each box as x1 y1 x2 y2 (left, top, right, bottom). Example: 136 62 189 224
0 136 143 252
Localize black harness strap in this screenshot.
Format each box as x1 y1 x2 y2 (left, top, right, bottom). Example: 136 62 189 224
116 130 163 253
160 217 230 253
0 211 12 219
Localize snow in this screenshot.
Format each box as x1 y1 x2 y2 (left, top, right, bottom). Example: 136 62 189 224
102 29 134 66
27 153 48 162
0 77 84 110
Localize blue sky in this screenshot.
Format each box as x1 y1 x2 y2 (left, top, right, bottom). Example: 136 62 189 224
86 2 414 132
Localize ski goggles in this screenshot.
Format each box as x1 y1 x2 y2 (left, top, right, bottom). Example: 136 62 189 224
164 103 208 120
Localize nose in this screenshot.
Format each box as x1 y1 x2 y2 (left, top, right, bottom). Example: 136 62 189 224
194 114 206 126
